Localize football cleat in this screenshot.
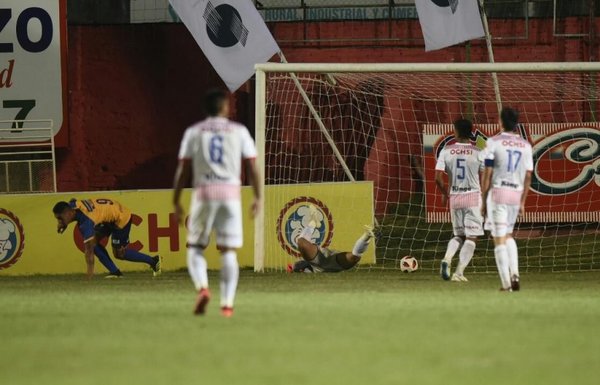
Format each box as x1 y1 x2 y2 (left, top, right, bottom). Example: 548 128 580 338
221 306 234 318
451 273 468 282
193 288 211 315
440 260 451 281
105 271 123 279
363 225 375 241
152 255 162 277
511 275 520 291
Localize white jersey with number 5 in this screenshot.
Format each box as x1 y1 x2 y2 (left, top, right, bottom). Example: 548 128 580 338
482 132 533 204
178 117 257 199
435 143 482 209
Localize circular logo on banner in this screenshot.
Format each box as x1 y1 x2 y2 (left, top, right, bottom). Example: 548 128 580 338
430 0 459 13
277 197 334 258
203 2 249 48
0 209 25 270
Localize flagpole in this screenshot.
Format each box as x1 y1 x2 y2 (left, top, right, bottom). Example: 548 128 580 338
478 0 503 115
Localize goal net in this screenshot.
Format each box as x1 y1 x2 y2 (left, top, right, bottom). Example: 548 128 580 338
254 63 600 273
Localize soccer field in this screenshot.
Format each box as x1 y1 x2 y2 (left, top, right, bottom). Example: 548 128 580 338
1 270 599 385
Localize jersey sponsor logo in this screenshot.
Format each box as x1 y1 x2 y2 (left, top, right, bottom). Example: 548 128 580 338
276 197 334 258
451 186 473 192
0 208 25 270
531 127 600 195
204 1 249 48
501 181 519 189
449 148 473 155
501 139 527 148
430 0 459 14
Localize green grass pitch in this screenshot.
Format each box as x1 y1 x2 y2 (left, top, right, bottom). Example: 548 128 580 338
1 270 599 385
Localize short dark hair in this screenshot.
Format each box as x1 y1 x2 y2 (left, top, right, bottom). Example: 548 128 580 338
204 89 228 116
52 201 71 214
500 107 519 132
454 118 473 139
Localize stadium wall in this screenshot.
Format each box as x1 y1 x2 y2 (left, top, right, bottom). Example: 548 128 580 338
60 18 598 210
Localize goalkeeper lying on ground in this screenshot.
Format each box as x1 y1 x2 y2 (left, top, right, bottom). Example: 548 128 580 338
288 207 374 273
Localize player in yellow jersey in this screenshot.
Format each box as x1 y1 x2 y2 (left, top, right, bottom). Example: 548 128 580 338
53 198 161 279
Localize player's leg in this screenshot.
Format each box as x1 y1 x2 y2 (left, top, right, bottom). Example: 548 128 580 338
452 206 483 282
441 208 464 280
93 226 122 277
187 198 215 315
452 237 475 282
292 204 322 262
215 200 244 318
489 198 512 291
111 220 160 273
296 237 319 262
505 205 521 291
94 244 122 277
338 225 375 269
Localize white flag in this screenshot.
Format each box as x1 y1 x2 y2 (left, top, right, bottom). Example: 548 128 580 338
169 0 280 92
415 0 485 51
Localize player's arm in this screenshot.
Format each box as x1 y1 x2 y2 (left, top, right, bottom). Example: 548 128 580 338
78 218 96 279
434 170 449 206
244 157 261 218
434 152 448 205
83 238 96 279
520 147 534 216
520 171 532 216
173 159 192 224
480 141 495 215
481 166 493 215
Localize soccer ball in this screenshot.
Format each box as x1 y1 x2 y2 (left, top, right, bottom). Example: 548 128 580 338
400 256 419 273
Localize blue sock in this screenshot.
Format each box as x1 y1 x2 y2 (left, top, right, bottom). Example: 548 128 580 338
123 249 156 267
94 245 120 274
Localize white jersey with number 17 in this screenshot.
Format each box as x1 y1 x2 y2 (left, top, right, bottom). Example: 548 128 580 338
178 117 257 200
435 143 482 209
481 132 533 205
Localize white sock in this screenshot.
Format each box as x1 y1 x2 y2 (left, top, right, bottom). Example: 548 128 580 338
444 237 463 263
456 240 475 275
494 245 511 289
187 247 208 291
506 237 519 278
352 232 372 257
296 225 315 244
220 250 239 308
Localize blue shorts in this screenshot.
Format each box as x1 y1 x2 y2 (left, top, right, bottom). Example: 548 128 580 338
111 220 131 248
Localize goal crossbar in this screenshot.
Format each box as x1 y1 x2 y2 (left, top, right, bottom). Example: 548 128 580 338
256 62 600 74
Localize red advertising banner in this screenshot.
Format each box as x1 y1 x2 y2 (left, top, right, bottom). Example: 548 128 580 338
424 122 600 223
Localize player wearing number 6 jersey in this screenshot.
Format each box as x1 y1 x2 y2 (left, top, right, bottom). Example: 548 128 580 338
173 90 260 318
435 119 483 282
481 107 533 292
52 198 161 279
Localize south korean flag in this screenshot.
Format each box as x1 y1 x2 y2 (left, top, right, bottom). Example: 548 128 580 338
170 0 280 92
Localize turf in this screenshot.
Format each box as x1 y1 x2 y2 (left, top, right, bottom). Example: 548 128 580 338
1 270 599 385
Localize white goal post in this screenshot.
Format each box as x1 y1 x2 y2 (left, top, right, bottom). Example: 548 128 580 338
254 62 600 273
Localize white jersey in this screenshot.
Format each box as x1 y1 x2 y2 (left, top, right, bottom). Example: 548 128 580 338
481 132 533 205
178 117 256 200
435 142 482 209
